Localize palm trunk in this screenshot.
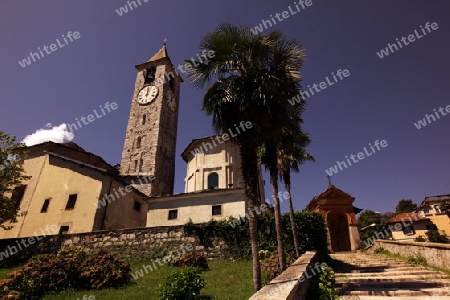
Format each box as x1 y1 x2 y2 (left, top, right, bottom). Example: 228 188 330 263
270 166 286 271
285 180 300 257
239 140 261 292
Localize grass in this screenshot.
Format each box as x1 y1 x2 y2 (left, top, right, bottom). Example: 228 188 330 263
0 259 254 300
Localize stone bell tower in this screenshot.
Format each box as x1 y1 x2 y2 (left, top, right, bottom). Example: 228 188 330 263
120 45 183 196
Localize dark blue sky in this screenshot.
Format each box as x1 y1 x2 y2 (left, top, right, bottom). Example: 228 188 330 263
1 0 449 213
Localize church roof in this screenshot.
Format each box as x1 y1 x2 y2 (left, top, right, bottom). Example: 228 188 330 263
148 44 169 62
388 212 429 223
306 184 356 210
135 44 183 82
181 135 221 162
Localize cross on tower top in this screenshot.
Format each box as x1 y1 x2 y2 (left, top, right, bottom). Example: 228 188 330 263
163 38 168 45
326 175 332 186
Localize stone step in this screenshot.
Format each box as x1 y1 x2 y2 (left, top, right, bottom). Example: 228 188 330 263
332 252 450 298
336 271 447 278
337 279 448 290
339 287 450 297
342 296 450 300
333 267 423 273
336 274 450 283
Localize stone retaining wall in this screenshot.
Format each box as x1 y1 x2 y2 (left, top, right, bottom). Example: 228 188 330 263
0 226 227 266
249 251 319 300
367 239 450 270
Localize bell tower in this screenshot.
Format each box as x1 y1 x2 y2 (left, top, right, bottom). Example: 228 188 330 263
120 45 182 196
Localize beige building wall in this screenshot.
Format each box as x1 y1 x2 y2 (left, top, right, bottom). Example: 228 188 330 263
428 215 450 235
182 137 265 203
391 221 429 241
418 206 450 236
147 189 246 226
0 143 148 239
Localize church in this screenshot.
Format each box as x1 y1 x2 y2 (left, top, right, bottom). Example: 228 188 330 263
0 45 264 238
1 45 360 253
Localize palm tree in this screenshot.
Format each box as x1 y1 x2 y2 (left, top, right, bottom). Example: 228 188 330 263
259 114 306 271
277 132 315 257
184 24 305 291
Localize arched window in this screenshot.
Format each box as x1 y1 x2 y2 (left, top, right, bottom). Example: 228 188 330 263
208 172 219 189
142 115 146 125
136 137 142 148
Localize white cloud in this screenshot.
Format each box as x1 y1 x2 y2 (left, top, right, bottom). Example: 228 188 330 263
22 123 75 146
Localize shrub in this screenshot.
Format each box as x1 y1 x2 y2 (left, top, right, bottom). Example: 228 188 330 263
0 247 131 299
78 252 132 289
374 247 390 255
183 211 329 259
415 235 426 242
306 263 338 300
157 267 205 300
171 251 209 270
426 230 449 244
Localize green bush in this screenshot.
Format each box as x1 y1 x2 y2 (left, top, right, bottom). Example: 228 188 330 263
157 267 205 300
171 251 209 270
184 211 328 259
374 247 390 255
307 263 338 300
0 247 131 299
426 230 449 244
415 235 426 242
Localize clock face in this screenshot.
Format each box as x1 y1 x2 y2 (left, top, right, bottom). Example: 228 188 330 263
166 90 176 111
137 85 158 105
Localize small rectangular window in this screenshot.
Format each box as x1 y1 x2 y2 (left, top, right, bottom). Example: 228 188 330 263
59 226 70 234
403 225 415 235
133 200 141 212
41 198 50 213
11 185 27 208
65 194 77 210
212 205 222 216
168 209 178 220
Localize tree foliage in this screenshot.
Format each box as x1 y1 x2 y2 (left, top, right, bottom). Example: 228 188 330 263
357 210 388 243
0 131 30 230
395 199 417 214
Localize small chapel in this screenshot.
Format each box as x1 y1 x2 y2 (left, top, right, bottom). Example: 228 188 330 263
307 184 362 252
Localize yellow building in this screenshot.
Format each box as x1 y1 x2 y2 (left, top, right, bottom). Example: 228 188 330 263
416 195 450 236
1 142 149 238
388 212 432 241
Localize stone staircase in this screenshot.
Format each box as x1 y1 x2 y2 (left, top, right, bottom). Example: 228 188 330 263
330 252 450 299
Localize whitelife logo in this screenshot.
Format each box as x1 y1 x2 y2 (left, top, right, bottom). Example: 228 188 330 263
325 140 388 176
413 104 450 129
18 31 81 68
250 0 313 34
376 22 439 59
